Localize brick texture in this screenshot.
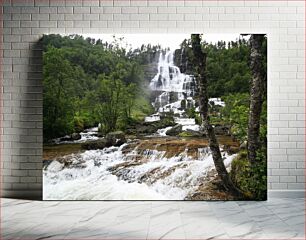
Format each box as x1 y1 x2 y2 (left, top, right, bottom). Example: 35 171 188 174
1 0 305 197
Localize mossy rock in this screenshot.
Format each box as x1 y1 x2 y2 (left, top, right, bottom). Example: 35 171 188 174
81 139 108 150
179 130 204 138
166 124 183 136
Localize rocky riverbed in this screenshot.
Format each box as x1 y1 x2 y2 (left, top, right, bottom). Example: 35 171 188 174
43 134 240 200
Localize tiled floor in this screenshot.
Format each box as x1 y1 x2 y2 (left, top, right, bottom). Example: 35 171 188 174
2 198 305 239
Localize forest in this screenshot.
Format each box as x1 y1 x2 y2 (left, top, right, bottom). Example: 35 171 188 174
43 34 267 200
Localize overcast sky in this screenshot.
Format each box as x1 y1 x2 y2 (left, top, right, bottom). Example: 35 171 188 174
81 33 248 50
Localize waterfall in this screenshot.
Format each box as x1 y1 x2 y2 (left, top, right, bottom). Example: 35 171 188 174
147 50 200 133
149 51 196 115
147 50 225 133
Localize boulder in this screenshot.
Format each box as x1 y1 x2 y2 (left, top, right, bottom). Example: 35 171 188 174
81 139 108 150
71 133 81 141
166 124 183 136
136 125 158 135
60 133 81 142
105 131 126 147
125 117 176 136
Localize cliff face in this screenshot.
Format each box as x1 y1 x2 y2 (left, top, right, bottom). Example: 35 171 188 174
174 48 193 74
143 63 158 83
142 51 160 84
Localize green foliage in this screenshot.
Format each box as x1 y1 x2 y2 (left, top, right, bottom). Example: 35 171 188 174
222 93 249 142
131 95 154 121
206 39 251 97
178 132 194 137
43 47 81 139
221 92 267 145
42 34 161 141
230 150 267 200
177 37 253 97
186 107 202 125
73 115 84 133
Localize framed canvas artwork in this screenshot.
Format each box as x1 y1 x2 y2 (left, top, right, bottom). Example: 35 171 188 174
42 33 267 200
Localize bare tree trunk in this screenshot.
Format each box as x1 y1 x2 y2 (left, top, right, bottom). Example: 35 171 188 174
248 34 265 165
191 34 242 196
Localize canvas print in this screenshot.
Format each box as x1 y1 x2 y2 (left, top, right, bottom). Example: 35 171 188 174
43 33 267 200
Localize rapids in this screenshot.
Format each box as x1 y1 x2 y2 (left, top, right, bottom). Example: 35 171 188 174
43 141 237 200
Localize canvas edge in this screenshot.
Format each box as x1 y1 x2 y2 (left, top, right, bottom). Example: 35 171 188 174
1 190 304 200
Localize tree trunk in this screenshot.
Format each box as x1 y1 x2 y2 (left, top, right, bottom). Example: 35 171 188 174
191 34 242 196
247 34 265 165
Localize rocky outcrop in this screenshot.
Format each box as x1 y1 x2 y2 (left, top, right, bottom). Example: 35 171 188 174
105 131 126 147
60 133 81 142
173 47 193 74
126 117 176 136
81 131 126 150
143 63 159 83
166 124 183 136
81 139 108 150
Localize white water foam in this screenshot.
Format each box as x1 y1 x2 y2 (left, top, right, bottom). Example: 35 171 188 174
43 143 236 200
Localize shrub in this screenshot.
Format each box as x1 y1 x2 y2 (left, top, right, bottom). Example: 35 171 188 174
230 150 267 200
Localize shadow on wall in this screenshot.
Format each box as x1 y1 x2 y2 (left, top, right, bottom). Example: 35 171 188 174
6 40 44 200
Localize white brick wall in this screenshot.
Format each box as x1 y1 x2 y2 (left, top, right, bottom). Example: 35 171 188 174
1 0 305 198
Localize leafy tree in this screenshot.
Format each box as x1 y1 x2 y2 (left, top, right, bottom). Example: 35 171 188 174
43 47 78 139
222 93 249 142
42 34 162 141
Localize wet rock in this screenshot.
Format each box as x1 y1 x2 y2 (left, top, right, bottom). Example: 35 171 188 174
128 117 176 135
166 124 183 136
136 125 158 135
185 170 237 200
173 48 193 74
97 132 104 138
82 131 126 150
60 133 81 142
43 160 53 170
105 131 126 147
46 160 64 172
81 139 108 150
71 133 81 141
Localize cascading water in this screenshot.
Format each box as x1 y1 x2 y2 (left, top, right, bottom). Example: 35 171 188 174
44 142 237 200
147 50 226 133
146 50 201 133
149 51 196 115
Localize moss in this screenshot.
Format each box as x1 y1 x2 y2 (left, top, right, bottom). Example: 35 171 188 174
178 132 194 137
230 150 267 200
